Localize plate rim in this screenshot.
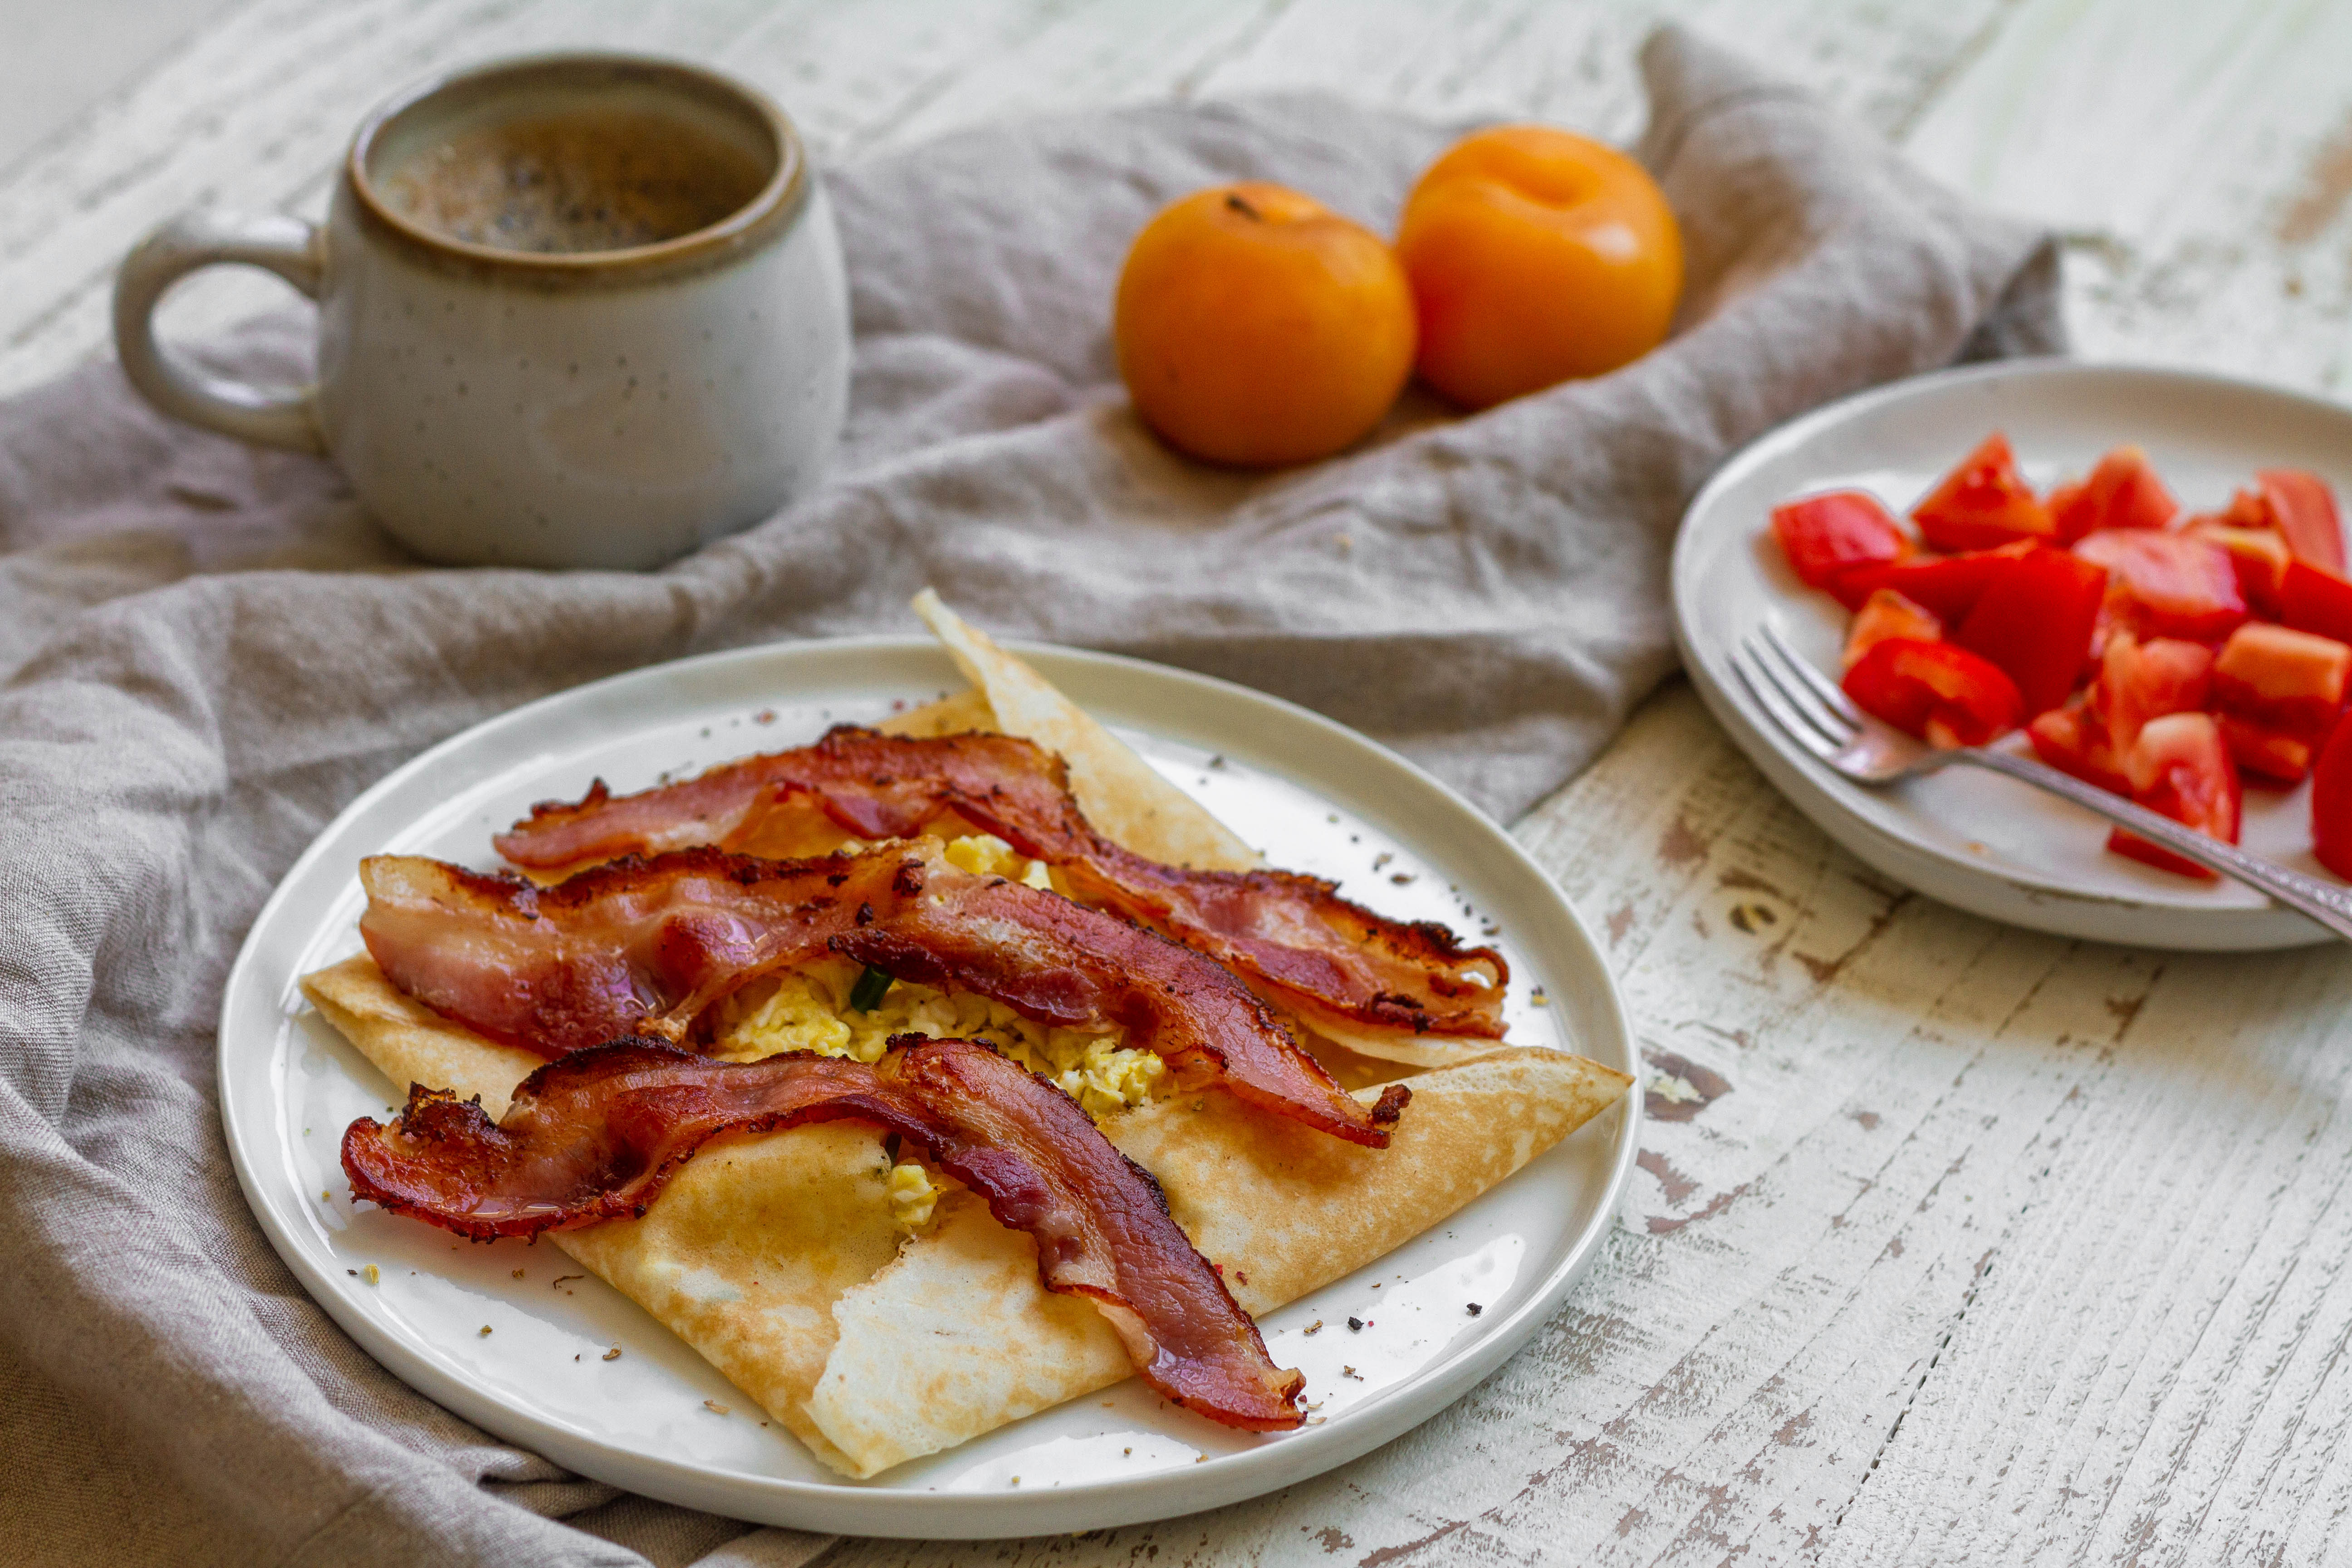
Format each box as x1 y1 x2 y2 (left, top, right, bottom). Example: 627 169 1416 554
216 633 1641 1538
1671 355 2349 950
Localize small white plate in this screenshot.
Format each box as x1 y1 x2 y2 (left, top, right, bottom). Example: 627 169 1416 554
217 637 1637 1538
1674 359 2352 951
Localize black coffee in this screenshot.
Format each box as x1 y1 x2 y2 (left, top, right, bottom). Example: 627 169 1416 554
380 110 769 254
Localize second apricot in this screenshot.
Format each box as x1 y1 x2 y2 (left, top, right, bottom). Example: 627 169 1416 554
1397 126 1683 411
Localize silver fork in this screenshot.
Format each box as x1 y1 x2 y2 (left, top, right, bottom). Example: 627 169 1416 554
1734 622 2352 944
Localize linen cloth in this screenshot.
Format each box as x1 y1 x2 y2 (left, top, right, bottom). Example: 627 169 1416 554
0 27 2063 1568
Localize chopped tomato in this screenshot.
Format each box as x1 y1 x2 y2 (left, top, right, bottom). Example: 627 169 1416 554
1842 637 2023 748
2218 717 2315 785
2028 695 2128 795
2278 559 2352 645
2312 715 2352 880
2257 470 2345 574
1763 443 2348 876
2183 521 2291 615
2046 445 2178 544
2219 487 2270 530
1954 546 2107 716
2212 622 2351 729
2071 528 2246 642
2094 631 2212 757
2208 622 2352 783
1771 490 1910 595
1911 432 2055 553
1842 589 1942 671
1832 539 2034 617
2107 711 2241 879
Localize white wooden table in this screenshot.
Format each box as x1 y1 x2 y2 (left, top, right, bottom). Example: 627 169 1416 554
9 3 2351 1564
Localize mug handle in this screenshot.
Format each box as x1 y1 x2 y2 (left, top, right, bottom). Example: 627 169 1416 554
111 212 327 454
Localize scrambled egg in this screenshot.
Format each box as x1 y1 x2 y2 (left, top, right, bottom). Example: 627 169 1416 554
884 1160 939 1232
941 831 1058 892
706 837 1165 1232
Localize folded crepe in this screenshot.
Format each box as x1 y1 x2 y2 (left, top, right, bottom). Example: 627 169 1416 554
300 598 1631 1477
306 955 1622 1475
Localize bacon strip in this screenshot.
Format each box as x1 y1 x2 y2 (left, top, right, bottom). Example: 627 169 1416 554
360 843 1405 1147
494 727 1506 1040
343 1036 1304 1431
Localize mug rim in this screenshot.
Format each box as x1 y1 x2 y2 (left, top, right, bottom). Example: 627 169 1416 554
344 51 809 279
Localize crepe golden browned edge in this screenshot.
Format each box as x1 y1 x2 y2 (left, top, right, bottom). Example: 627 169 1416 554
810 1048 1631 1474
301 954 892 1471
911 589 1259 873
301 954 1630 1478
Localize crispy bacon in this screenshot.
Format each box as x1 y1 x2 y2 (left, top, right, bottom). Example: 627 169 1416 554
343 1036 1305 1430
360 843 1405 1147
495 727 1506 1040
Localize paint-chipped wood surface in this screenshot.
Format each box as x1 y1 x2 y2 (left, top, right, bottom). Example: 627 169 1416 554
7 2 2350 1564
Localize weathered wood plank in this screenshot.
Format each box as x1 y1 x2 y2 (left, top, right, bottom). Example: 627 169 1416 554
1193 0 2015 143
1822 942 2352 1564
0 0 2018 397
1901 0 2352 397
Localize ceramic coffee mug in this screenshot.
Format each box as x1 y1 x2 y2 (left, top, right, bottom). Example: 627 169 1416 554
112 54 850 570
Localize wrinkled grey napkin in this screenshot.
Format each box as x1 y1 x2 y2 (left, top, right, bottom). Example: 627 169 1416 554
0 27 2061 1568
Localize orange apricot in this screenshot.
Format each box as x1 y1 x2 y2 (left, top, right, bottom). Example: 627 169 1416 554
1396 125 1683 410
1113 182 1416 468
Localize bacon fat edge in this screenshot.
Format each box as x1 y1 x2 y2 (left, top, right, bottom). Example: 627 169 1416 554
492 727 1506 1040
342 1036 1306 1431
359 843 1406 1147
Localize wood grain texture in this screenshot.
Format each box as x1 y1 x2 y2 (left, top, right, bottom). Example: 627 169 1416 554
0 0 2009 396
6 1 2352 1563
1901 0 2352 394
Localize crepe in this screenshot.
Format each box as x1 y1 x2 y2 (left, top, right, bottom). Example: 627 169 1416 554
305 955 903 1470
301 954 1627 1476
303 598 1628 1474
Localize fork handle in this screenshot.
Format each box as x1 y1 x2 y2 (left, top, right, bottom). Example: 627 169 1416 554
1959 746 2352 943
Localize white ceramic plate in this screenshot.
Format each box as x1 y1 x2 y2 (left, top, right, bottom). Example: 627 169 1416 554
218 637 1637 1538
1675 359 2352 951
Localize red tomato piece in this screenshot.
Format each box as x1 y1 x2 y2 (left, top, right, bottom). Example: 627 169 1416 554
2279 560 2352 645
2106 711 2241 879
1841 637 2023 748
2046 445 2178 544
2212 622 2351 730
1832 539 2035 617
2312 714 2352 881
1771 490 1910 594
2071 528 2246 642
1842 588 1942 671
1954 546 2108 717
2218 716 2315 785
2027 694 2129 796
2257 469 2345 574
2094 630 2212 757
2208 622 2352 783
2183 521 2291 615
2220 488 2270 529
1911 432 2055 553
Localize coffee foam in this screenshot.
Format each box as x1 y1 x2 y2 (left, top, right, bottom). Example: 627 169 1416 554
379 109 769 255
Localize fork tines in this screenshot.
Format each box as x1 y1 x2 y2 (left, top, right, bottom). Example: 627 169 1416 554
1735 627 1854 760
